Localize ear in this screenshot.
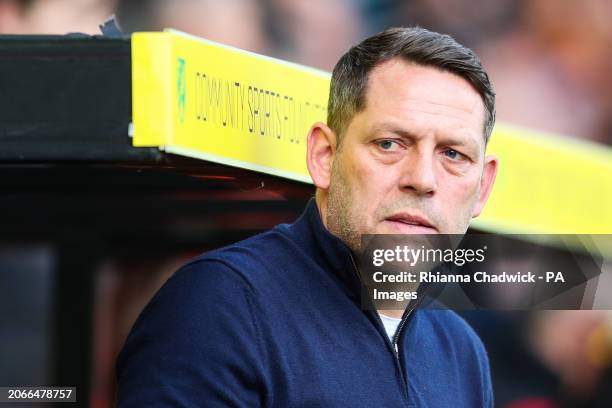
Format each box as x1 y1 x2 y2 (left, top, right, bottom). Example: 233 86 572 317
306 122 337 189
472 155 498 218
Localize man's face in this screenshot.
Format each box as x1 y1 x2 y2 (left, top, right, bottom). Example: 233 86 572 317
320 59 497 251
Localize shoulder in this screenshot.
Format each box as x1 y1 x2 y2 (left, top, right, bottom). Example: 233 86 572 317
116 250 270 406
137 221 303 318
116 236 281 377
176 224 300 291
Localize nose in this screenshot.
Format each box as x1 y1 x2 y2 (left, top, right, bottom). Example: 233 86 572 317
398 150 437 196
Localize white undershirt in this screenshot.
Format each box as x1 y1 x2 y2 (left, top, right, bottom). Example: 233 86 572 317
378 313 402 341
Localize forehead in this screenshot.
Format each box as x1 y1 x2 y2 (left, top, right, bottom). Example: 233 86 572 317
360 59 486 144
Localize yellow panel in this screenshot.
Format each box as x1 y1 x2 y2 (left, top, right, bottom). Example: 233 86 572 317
132 32 172 147
132 29 329 182
476 123 612 234
131 30 612 239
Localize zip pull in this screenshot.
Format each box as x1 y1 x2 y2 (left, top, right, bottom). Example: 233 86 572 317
394 342 399 355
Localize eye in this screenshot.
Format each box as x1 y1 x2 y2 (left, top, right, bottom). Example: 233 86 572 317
376 139 401 151
443 148 466 161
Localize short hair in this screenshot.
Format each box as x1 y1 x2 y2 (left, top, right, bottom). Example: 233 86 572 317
327 27 495 146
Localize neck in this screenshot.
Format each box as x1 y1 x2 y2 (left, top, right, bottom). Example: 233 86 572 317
316 192 409 319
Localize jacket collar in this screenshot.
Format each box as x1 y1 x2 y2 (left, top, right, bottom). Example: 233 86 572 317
285 197 449 309
286 197 362 300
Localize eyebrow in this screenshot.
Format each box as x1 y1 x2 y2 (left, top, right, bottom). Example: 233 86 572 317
370 123 419 140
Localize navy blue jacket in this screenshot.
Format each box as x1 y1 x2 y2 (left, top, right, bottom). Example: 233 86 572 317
117 198 493 407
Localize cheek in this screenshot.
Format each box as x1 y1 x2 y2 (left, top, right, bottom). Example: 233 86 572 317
440 172 481 215
343 154 391 222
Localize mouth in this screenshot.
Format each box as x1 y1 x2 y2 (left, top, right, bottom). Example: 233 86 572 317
383 213 438 234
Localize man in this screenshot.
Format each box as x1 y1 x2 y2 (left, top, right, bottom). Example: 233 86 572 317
117 26 498 407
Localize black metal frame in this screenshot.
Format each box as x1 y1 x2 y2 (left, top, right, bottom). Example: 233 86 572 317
0 35 313 407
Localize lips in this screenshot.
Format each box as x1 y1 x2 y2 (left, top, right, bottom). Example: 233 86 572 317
384 213 437 233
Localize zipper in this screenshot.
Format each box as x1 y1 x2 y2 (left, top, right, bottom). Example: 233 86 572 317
391 299 418 356
348 251 412 403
